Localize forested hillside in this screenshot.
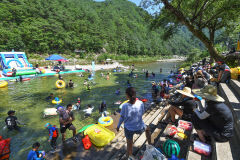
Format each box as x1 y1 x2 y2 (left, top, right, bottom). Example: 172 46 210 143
0 0 204 56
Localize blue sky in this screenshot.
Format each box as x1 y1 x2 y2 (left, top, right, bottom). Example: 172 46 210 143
95 0 141 6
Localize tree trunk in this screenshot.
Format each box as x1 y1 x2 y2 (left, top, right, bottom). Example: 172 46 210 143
161 0 224 61
184 24 223 61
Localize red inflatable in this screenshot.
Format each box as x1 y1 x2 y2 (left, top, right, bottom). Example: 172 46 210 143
6 72 13 77
82 135 91 150
0 136 11 160
22 78 31 81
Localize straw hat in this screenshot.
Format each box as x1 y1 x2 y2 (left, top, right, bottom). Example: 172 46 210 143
192 85 225 102
196 70 202 76
176 87 195 98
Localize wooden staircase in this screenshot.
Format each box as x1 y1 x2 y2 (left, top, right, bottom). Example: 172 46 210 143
46 80 240 160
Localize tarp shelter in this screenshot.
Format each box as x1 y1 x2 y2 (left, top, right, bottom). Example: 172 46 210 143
45 55 68 61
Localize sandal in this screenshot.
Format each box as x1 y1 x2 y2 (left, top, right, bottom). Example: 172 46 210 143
162 119 177 125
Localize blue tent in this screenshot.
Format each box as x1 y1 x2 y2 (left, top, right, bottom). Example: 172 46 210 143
45 54 67 61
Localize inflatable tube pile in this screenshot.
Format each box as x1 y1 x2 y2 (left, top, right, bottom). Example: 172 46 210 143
56 80 66 89
98 116 113 127
0 81 8 88
84 124 115 147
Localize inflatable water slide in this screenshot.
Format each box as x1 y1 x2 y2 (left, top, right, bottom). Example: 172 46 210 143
0 52 36 77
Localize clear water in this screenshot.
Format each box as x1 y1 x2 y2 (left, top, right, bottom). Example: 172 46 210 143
0 61 178 160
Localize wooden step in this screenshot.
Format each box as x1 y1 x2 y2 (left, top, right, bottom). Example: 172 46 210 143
107 106 164 160
219 83 240 143
98 105 163 160
214 141 233 160
119 106 169 160
186 129 211 160
133 107 170 159
46 104 158 160
229 79 240 98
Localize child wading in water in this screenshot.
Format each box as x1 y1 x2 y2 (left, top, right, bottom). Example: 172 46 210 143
106 72 110 80
117 87 152 159
45 123 59 150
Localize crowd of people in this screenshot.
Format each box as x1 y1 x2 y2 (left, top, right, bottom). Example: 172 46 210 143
3 59 235 160
115 60 234 159
158 60 233 142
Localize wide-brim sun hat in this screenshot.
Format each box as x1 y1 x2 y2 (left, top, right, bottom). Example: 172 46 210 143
176 87 195 98
192 85 225 102
196 70 202 76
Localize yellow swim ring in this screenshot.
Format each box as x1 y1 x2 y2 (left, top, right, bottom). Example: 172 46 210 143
0 81 8 88
56 80 65 89
52 99 62 104
98 116 113 127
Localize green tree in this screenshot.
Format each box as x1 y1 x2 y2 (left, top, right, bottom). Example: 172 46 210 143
141 0 240 61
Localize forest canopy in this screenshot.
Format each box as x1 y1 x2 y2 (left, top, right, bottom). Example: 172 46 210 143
0 0 205 56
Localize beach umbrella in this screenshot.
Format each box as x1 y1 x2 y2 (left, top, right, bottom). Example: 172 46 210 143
45 54 67 61
237 40 240 51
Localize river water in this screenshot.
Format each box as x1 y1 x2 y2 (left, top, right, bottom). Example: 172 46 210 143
0 61 178 160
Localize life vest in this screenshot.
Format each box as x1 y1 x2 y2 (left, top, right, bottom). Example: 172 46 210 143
0 137 11 160
49 126 59 138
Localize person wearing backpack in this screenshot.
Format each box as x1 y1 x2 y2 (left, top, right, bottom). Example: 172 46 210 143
45 123 59 150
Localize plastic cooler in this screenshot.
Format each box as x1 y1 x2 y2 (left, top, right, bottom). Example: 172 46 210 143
178 120 192 131
166 125 177 136
193 140 211 156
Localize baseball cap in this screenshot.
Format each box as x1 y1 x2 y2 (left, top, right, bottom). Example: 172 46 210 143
7 110 15 115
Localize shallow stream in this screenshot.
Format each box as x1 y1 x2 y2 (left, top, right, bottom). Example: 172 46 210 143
0 61 178 159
